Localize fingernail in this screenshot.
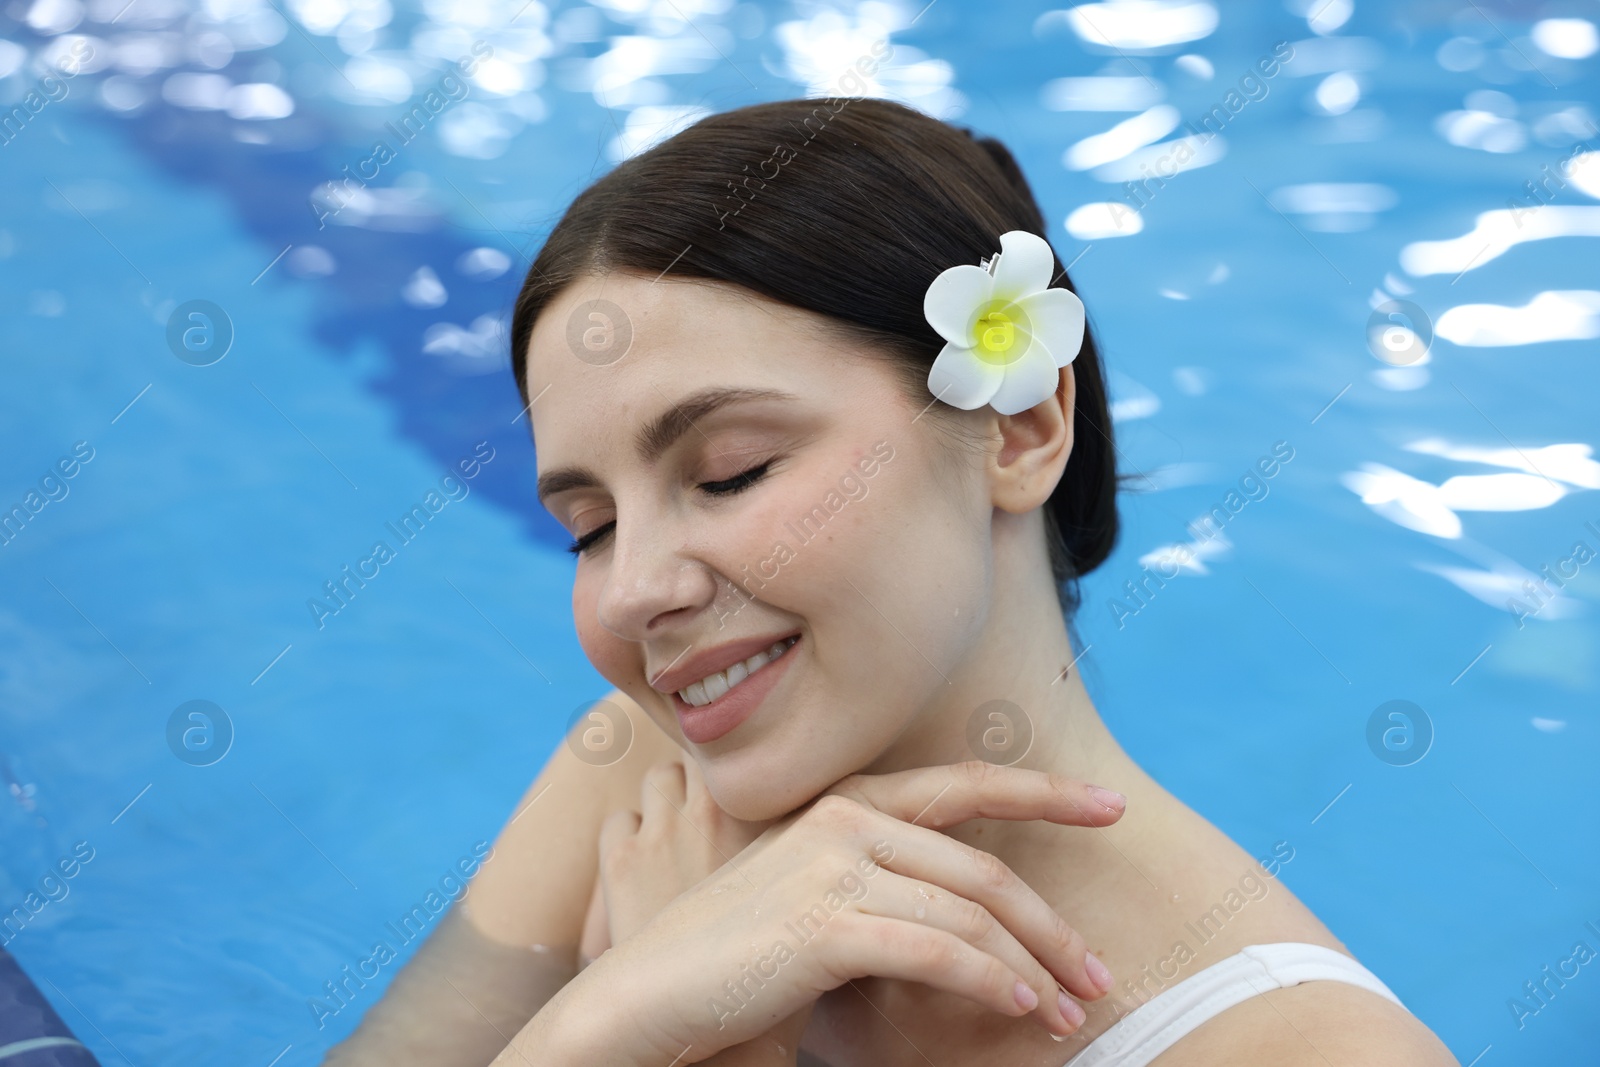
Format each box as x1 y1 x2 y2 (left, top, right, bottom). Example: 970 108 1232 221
1085 951 1114 994
1014 980 1039 1012
1058 989 1086 1028
1089 787 1125 813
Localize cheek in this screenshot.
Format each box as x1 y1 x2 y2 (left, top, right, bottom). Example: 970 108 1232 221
573 571 630 682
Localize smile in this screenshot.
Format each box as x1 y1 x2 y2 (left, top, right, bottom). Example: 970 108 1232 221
677 634 800 706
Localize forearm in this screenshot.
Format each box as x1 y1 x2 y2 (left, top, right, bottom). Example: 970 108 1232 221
698 1035 799 1067
495 1000 801 1067
323 905 577 1067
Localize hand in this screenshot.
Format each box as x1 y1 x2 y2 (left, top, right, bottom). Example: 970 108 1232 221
587 755 771 951
583 755 810 1061
528 760 1126 1066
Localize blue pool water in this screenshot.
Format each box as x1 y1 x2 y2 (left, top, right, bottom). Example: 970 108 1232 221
2 0 1598 1062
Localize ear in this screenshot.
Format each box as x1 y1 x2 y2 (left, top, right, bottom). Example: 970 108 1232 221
989 364 1075 514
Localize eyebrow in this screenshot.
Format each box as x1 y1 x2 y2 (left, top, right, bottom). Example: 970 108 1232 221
536 386 800 506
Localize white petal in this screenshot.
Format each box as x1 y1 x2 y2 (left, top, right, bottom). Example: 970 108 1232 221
987 344 1061 415
991 230 1055 301
1015 287 1086 366
927 342 1001 410
924 264 994 345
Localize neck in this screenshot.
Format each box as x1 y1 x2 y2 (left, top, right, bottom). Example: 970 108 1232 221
855 531 1191 960
862 518 1134 794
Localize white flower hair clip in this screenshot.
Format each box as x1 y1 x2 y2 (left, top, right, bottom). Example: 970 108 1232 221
923 229 1086 416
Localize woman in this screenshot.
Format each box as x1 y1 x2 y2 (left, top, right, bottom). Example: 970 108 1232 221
324 98 1456 1066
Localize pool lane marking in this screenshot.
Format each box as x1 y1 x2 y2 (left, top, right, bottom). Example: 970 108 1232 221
37 978 137 1067
0 1038 88 1061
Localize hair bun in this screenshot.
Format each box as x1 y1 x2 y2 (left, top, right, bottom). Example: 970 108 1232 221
958 127 1050 250
960 128 1033 200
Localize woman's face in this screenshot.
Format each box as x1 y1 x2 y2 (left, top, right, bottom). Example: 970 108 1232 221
527 270 997 820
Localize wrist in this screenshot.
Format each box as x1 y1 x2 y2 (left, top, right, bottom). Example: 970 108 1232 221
497 965 633 1066
699 1003 813 1067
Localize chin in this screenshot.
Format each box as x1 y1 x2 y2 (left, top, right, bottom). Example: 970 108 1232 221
706 772 822 823
693 741 838 824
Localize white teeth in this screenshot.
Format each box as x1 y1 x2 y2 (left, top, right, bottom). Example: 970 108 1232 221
677 636 797 707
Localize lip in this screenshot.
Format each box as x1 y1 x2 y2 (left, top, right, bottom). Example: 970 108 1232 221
649 630 802 698
668 635 800 745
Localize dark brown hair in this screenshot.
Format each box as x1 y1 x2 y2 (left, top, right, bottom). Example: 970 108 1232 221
510 97 1121 617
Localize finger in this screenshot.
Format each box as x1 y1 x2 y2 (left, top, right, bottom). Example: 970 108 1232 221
679 758 773 853
680 752 705 790
831 760 1126 832
856 869 1086 1036
852 804 1113 1002
678 754 723 826
597 806 641 861
821 913 1047 1026
577 865 611 968
639 759 687 826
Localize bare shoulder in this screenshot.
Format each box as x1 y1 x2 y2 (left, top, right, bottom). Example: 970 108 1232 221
1150 978 1459 1067
464 688 686 949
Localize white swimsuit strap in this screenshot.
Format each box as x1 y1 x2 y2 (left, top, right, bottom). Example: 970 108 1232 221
1061 942 1409 1067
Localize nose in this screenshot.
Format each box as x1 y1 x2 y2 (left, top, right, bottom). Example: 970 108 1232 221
594 506 718 645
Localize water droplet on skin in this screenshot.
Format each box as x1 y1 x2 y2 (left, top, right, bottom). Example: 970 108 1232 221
914 886 930 919
531 943 550 954
1170 893 1180 903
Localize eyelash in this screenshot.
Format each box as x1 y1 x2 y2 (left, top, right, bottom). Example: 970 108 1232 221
565 461 775 556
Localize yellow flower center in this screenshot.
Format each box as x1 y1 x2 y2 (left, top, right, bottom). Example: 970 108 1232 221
972 299 1031 367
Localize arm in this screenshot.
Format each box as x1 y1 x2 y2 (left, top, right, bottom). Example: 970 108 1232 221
322 690 688 1066
485 760 1128 1066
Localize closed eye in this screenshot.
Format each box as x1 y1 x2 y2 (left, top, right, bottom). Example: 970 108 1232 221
565 461 776 556
699 460 773 496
